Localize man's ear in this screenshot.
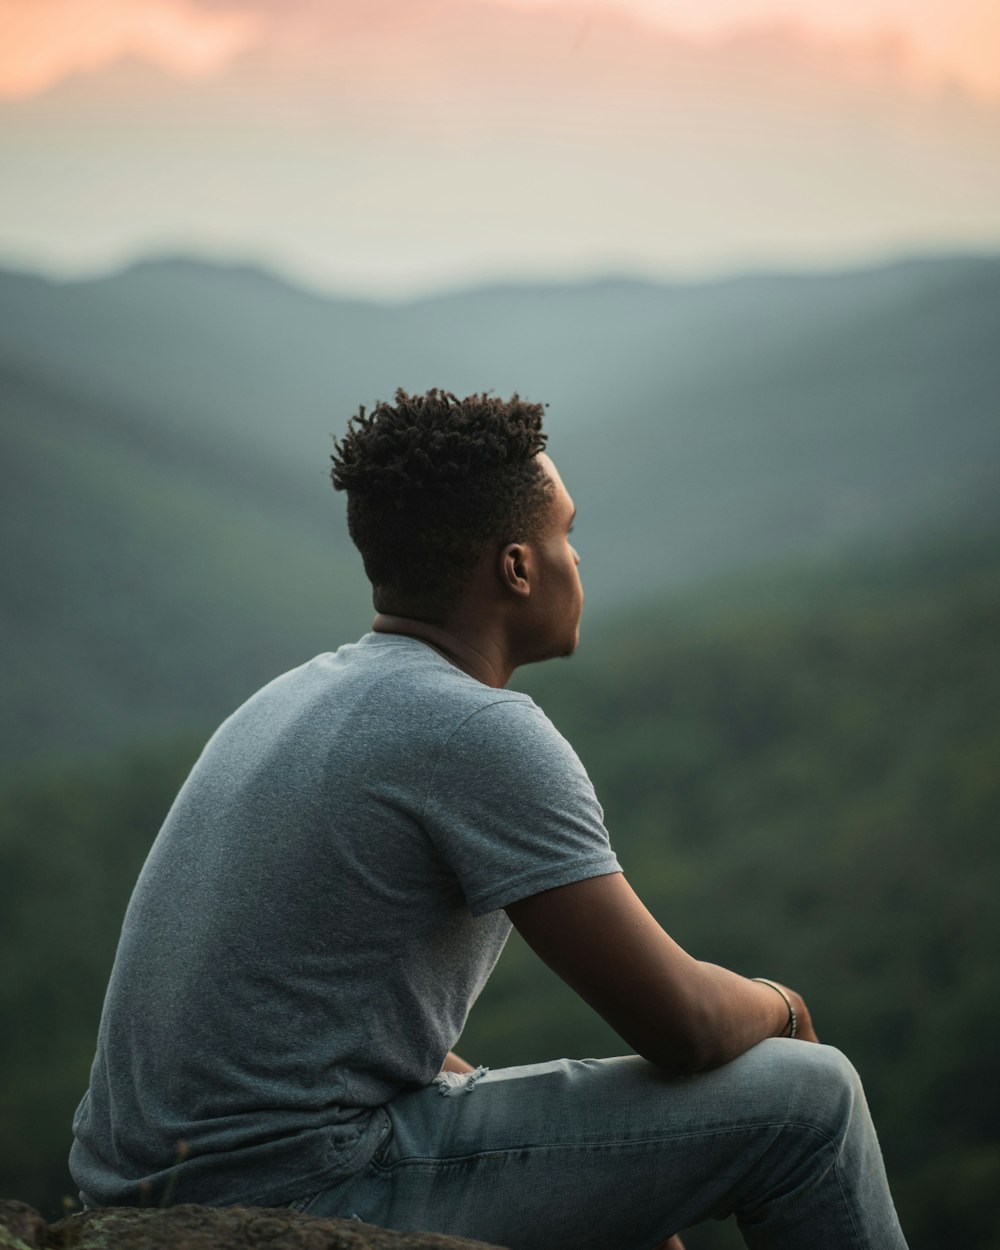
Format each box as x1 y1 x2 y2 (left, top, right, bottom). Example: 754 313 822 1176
499 542 532 598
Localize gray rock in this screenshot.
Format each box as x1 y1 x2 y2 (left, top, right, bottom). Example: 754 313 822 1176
0 1201 509 1250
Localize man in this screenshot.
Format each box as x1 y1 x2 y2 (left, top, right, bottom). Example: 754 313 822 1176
71 390 907 1249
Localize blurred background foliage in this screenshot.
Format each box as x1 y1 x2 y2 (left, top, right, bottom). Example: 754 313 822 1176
1 254 999 1248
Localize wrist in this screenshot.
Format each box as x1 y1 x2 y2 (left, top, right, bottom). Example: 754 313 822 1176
751 977 798 1038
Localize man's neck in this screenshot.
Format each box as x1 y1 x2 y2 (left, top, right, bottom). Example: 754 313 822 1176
372 614 511 688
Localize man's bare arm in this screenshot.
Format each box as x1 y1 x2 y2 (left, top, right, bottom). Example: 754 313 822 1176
506 872 816 1075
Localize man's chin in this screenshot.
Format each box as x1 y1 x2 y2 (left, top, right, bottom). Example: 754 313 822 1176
557 629 581 660
522 636 579 667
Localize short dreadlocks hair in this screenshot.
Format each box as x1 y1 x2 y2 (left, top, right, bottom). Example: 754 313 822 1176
331 388 553 616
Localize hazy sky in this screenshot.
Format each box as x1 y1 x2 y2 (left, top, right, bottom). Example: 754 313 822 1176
2 0 998 296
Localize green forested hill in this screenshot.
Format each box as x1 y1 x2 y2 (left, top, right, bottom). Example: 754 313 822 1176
1 351 371 765
2 527 997 1248
3 254 999 765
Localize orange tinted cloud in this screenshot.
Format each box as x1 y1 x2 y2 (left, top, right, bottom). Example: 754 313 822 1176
479 0 1000 100
0 0 261 99
2 0 997 294
3 0 997 103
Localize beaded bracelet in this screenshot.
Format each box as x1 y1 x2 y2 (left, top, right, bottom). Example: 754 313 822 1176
752 977 798 1039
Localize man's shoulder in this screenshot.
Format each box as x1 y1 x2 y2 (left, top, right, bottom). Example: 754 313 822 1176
211 635 544 766
337 636 582 773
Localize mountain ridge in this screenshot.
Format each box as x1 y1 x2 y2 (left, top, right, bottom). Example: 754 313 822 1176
3 252 998 765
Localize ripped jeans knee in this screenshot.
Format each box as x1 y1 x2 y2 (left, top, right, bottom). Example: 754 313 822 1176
432 1065 489 1098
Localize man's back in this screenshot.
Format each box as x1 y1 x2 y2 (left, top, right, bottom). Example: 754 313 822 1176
69 390 907 1247
70 632 617 1208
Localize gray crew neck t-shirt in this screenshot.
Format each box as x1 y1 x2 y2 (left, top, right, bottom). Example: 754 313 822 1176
70 633 621 1208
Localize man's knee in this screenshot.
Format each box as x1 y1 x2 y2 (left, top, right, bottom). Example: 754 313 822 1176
756 1039 867 1144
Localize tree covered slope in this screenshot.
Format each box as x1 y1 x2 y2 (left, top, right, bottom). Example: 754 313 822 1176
2 526 997 1248
2 255 999 764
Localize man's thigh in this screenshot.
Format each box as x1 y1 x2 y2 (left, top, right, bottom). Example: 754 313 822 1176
297 1042 887 1250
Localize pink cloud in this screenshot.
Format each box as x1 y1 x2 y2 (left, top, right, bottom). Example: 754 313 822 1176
0 0 262 99
4 0 996 108
2 0 996 298
2 0 996 105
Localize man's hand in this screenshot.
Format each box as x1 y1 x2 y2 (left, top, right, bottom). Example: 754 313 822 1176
440 1050 475 1074
783 985 819 1043
506 872 819 1074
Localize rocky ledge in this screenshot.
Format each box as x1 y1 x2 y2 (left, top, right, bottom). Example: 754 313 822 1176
0 1201 509 1250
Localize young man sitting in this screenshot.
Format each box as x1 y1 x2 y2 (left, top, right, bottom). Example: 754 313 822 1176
71 390 908 1250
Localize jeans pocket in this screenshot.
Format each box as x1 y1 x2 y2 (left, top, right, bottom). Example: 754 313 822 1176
366 1108 394 1171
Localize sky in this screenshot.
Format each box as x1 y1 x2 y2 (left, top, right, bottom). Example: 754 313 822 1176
2 0 999 297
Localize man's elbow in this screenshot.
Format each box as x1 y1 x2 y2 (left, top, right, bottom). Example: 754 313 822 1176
637 1035 718 1077
631 1008 723 1076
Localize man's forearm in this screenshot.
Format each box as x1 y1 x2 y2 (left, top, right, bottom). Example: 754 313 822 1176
688 963 816 1071
507 873 818 1078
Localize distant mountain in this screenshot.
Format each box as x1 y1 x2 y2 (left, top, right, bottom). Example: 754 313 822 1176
2 254 999 764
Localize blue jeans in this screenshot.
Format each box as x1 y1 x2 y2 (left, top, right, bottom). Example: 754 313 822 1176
290 1041 908 1250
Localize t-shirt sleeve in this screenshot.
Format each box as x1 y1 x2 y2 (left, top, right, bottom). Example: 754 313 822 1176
421 698 622 916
